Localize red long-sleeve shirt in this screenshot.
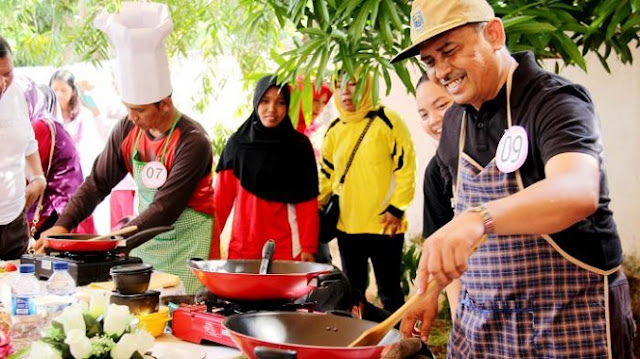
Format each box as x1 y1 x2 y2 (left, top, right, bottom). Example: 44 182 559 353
214 169 318 260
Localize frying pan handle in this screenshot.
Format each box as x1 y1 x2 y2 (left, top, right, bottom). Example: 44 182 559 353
123 225 174 252
254 346 297 359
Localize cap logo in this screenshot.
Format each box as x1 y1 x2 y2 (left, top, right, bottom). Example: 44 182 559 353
411 10 425 33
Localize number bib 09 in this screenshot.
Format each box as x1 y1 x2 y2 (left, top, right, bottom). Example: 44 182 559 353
496 125 528 173
141 161 168 189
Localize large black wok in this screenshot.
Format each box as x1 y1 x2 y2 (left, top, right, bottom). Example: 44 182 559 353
189 259 333 301
223 311 403 359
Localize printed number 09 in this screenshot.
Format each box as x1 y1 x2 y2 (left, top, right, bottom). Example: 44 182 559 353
500 134 522 164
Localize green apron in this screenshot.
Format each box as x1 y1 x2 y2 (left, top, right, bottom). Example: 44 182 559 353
129 113 212 294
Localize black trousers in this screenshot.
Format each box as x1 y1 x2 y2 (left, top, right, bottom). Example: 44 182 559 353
0 209 29 260
337 231 405 311
609 271 636 359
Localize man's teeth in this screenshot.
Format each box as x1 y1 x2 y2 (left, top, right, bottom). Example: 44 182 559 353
445 77 462 89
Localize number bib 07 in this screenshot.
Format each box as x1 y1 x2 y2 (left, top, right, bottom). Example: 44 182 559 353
496 125 528 173
141 160 168 189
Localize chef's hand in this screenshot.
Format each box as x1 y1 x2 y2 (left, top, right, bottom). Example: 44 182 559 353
417 209 484 289
300 252 315 262
399 280 441 341
25 179 46 209
380 212 402 237
33 225 69 253
381 337 433 359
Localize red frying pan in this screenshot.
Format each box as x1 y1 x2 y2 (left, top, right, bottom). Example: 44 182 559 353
44 226 174 252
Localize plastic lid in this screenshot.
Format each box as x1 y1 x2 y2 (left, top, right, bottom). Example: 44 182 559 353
110 263 153 275
53 262 69 271
19 263 36 274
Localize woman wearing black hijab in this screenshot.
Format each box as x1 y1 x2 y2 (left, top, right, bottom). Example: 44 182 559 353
214 75 319 261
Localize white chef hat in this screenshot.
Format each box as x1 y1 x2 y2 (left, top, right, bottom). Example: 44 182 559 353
94 1 173 105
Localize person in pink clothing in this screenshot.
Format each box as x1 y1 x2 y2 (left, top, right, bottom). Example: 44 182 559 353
214 75 319 261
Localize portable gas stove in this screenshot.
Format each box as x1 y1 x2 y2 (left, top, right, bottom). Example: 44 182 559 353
172 294 319 348
21 226 174 286
21 249 142 286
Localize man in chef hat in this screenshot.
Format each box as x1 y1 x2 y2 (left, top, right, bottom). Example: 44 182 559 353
37 2 220 294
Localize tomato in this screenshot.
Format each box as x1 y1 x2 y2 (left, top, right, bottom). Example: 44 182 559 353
3 263 17 272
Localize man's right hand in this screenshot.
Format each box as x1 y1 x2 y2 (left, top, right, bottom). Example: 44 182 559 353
33 226 69 253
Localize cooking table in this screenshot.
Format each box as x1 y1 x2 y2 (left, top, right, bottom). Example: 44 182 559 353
151 333 243 359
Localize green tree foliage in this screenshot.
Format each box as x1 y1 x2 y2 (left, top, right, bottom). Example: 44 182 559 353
2 0 639 115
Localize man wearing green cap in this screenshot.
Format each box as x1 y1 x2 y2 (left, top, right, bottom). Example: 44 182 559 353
391 0 634 358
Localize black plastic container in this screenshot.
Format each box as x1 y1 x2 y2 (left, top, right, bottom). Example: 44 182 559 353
110 263 153 294
110 290 160 315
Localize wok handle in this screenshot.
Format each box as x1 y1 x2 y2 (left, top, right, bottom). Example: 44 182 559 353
254 346 297 359
305 269 332 287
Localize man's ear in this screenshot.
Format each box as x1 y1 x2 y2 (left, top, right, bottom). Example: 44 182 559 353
161 97 172 112
484 18 507 51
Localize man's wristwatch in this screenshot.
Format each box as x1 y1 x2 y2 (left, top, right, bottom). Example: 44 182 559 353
469 203 495 234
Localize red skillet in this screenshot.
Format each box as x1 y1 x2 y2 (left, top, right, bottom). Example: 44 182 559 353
44 226 173 252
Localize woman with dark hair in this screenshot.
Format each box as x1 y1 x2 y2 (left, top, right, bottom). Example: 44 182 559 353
50 69 109 232
49 69 105 177
215 75 319 261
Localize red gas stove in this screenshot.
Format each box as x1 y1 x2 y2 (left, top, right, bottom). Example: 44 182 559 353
171 298 319 348
172 304 237 347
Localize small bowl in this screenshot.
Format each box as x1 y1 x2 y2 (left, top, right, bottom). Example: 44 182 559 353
110 290 160 315
110 263 153 294
137 306 170 337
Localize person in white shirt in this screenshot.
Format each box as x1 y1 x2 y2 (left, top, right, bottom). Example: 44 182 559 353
0 36 46 259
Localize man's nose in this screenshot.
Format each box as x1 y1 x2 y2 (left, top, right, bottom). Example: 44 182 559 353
433 59 452 81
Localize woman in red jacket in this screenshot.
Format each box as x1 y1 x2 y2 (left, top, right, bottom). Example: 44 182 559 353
214 75 319 261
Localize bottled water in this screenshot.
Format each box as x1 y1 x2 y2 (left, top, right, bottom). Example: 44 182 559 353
46 262 76 297
41 262 77 327
10 264 40 352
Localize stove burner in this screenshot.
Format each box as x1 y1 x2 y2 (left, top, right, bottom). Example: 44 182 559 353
20 253 143 286
200 292 318 316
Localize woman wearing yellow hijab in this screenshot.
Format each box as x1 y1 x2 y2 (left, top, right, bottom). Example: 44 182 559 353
319 72 416 311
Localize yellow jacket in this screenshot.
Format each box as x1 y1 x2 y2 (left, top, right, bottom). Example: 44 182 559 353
319 107 416 234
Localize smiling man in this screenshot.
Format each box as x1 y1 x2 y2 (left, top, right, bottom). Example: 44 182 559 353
391 0 634 358
37 2 219 294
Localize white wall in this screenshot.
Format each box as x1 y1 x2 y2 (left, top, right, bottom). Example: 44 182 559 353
381 49 640 258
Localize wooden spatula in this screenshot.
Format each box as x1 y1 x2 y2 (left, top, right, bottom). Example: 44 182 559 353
348 235 488 347
88 225 138 241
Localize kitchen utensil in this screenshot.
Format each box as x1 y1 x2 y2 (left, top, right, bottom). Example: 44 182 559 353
110 263 153 294
258 240 275 275
189 259 333 301
348 235 489 347
110 290 160 315
223 311 403 359
44 226 174 252
88 225 138 241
